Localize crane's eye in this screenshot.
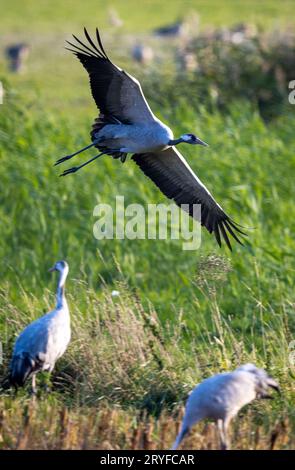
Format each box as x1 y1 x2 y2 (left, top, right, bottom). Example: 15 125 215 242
189 134 197 141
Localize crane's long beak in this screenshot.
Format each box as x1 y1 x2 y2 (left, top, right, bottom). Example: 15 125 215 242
268 378 281 395
195 137 209 146
48 266 56 272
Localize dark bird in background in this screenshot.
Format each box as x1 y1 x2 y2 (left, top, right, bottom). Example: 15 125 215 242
153 20 187 38
56 28 246 250
5 43 30 73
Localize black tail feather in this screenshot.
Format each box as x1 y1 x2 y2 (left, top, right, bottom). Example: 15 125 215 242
9 354 34 388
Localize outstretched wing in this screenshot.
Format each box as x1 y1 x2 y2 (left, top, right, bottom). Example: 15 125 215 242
66 27 155 124
132 147 245 249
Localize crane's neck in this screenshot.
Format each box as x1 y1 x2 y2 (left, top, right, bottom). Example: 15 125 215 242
168 138 184 146
56 269 68 310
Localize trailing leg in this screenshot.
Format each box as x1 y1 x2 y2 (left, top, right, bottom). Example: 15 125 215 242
217 418 230 450
31 374 37 396
55 141 99 166
60 151 108 176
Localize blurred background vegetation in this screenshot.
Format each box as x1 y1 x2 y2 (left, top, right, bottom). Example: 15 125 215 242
0 0 294 449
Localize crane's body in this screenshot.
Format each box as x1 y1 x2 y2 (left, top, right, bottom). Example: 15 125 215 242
93 120 174 154
172 363 280 450
184 372 255 423
12 305 70 374
9 261 71 394
55 28 246 250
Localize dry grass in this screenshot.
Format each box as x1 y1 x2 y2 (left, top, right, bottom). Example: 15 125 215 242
0 400 292 450
1 0 295 451
0 277 294 450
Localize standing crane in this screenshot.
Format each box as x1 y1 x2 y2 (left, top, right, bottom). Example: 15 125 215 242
56 28 246 249
9 261 71 394
171 363 280 450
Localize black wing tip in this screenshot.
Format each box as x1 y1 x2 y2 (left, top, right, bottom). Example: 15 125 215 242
65 27 109 60
224 219 245 246
213 223 222 248
219 221 233 251
95 27 109 59
84 26 108 59
65 46 78 55
228 217 249 236
217 217 247 250
65 42 92 57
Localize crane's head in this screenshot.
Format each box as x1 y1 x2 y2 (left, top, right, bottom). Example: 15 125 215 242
180 133 208 146
237 363 281 398
49 260 69 274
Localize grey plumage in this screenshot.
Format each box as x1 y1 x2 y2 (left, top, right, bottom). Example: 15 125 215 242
5 43 30 73
9 261 71 393
9 353 35 387
171 363 280 450
132 44 154 65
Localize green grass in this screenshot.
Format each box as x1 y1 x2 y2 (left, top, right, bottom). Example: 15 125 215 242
1 0 294 33
1 98 294 319
0 0 294 449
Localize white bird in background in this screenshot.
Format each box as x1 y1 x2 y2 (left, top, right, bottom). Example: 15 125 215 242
108 7 123 28
9 261 71 394
172 363 280 450
132 43 154 65
55 28 246 250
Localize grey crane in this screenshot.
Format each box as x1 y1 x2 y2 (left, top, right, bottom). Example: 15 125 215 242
56 28 246 249
171 363 280 450
5 43 30 73
132 43 154 65
9 261 71 394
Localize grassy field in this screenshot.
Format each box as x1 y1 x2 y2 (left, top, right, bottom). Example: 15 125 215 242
1 0 294 33
0 0 294 449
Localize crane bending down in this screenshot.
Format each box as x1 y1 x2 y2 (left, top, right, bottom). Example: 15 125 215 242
171 363 280 450
56 28 246 249
9 261 71 394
